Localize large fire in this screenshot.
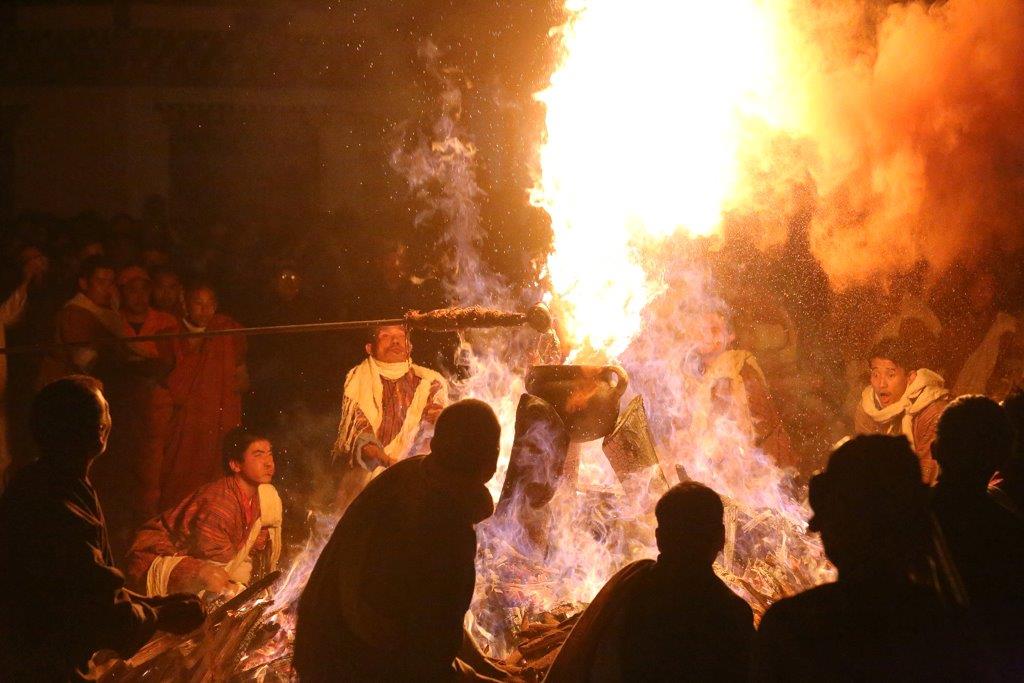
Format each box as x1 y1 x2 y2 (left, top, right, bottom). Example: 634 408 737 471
531 0 800 359
461 0 834 664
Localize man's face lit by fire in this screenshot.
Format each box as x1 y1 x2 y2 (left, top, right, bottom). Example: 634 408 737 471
230 439 275 486
186 287 218 328
367 325 412 364
152 272 183 313
121 278 152 316
696 312 731 358
79 268 116 308
869 358 916 407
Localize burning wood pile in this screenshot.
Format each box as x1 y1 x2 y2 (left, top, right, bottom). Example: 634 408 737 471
98 580 295 681
465 375 831 678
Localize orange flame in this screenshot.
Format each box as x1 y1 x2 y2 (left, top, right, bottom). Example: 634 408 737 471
531 0 799 357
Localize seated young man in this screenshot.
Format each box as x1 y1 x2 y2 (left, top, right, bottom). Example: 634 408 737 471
853 337 949 484
125 428 282 596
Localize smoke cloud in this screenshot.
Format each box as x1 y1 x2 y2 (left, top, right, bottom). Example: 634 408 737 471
791 0 1024 286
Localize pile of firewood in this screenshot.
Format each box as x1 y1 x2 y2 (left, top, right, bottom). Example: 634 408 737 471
502 605 583 681
98 582 295 682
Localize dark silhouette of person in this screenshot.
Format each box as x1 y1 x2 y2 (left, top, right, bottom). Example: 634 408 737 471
990 387 1024 519
546 482 754 682
0 376 204 681
753 434 991 682
931 395 1024 677
294 399 503 682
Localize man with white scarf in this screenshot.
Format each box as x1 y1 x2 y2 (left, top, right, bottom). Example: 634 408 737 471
333 324 448 511
853 337 949 484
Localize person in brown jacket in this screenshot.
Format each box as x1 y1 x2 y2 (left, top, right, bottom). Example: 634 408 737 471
853 337 949 484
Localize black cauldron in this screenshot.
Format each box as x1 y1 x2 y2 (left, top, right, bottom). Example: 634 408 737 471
525 364 629 442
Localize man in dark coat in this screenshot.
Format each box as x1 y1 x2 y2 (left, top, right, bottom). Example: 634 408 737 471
753 435 990 682
546 482 754 682
294 398 501 682
0 376 204 681
931 395 1024 678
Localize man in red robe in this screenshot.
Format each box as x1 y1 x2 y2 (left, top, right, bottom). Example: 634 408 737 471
91 266 180 557
695 313 796 470
1 246 47 489
332 324 447 511
160 284 247 509
116 266 180 523
125 428 281 596
150 266 185 319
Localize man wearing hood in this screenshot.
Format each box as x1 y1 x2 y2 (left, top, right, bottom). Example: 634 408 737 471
295 399 500 682
853 337 949 484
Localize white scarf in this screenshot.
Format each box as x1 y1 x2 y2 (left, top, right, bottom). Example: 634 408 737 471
335 357 447 466
182 317 206 333
145 484 282 597
859 368 948 449
952 312 1018 397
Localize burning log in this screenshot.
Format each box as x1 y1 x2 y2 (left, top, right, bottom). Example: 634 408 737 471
210 570 284 623
406 304 552 333
188 601 269 680
516 617 578 660
503 607 584 681
100 572 288 681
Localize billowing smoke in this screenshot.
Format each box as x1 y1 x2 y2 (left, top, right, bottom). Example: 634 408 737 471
389 40 511 308
783 0 1024 286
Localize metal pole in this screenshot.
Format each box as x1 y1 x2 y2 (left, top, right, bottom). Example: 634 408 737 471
0 304 551 355
0 317 408 355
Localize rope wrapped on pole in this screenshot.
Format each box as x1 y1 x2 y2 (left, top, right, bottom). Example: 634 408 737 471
0 304 553 355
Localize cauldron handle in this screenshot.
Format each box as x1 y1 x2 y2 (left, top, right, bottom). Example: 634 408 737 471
604 365 629 400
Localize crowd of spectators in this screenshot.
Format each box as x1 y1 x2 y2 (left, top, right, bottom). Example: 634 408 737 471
0 207 442 555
